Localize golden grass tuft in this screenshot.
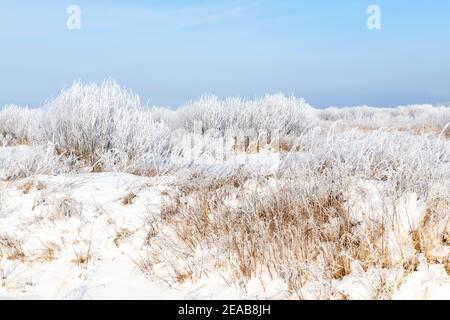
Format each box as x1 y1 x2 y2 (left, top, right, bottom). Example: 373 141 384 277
19 180 34 194
71 240 93 267
113 228 133 246
122 192 137 206
36 241 61 262
0 234 26 261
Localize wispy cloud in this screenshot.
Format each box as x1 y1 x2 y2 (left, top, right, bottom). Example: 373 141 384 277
84 0 261 34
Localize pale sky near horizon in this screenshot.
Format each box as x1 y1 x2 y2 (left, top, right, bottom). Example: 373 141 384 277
0 0 449 108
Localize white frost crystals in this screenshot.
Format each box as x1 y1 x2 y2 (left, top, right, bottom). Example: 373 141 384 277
0 80 449 299
30 80 171 175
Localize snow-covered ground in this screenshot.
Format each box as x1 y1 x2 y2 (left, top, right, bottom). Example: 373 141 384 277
0 170 448 300
0 172 288 299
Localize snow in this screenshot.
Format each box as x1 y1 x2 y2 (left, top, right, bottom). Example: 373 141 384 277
393 258 450 300
0 172 448 300
0 172 290 299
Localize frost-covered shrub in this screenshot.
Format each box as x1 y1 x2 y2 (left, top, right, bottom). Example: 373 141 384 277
99 109 172 174
281 129 450 198
33 80 140 161
318 105 450 133
173 94 317 136
1 79 449 180
32 80 171 171
0 144 77 180
0 105 39 145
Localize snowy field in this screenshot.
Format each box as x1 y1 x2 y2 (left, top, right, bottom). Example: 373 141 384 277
0 81 449 299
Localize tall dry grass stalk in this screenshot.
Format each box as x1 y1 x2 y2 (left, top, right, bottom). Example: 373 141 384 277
138 173 449 297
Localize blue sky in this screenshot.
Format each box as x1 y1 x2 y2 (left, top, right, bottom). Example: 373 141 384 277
0 0 449 108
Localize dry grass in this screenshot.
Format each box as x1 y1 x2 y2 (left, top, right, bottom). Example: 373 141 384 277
113 228 133 246
0 264 6 287
17 179 46 195
373 275 396 300
19 180 34 194
36 241 61 262
134 168 159 177
147 178 351 289
49 196 82 221
176 270 193 283
0 234 26 261
122 193 137 206
143 221 159 246
445 256 450 275
138 173 449 296
353 124 450 140
411 196 450 265
71 240 93 267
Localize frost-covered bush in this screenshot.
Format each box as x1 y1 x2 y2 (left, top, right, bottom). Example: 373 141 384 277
0 144 77 180
0 105 39 145
173 94 317 135
100 108 171 174
318 105 450 133
1 79 449 180
281 128 450 198
32 80 171 172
